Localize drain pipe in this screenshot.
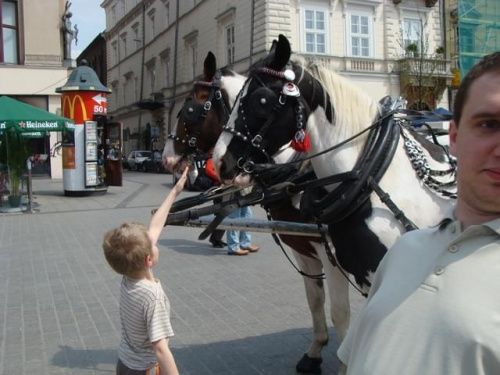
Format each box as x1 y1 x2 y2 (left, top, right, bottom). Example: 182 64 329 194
249 0 255 67
167 0 180 135
138 1 146 149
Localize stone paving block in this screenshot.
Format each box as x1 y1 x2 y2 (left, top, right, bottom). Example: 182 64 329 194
0 173 365 374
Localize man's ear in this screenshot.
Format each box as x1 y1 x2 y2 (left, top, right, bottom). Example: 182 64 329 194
449 120 458 157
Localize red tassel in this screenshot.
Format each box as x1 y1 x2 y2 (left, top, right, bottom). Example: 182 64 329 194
290 130 311 153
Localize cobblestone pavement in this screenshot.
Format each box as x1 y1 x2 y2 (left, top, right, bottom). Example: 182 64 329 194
0 171 364 375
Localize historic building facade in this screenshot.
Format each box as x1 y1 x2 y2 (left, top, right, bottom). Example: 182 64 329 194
102 0 450 156
0 0 73 179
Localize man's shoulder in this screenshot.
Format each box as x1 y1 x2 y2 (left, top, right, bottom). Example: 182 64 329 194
398 224 441 242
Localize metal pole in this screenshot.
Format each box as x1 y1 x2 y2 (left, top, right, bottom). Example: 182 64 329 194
26 158 34 213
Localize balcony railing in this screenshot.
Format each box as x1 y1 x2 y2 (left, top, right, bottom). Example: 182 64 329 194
396 55 451 76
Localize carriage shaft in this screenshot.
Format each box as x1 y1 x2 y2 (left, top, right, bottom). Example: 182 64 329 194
168 216 322 237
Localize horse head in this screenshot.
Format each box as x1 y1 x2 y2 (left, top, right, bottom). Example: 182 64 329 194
163 51 245 173
214 35 332 186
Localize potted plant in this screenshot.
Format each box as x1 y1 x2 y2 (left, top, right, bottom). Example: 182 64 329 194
4 132 29 207
406 43 419 57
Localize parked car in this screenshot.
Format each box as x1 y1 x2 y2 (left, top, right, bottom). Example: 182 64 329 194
126 150 151 170
143 150 168 173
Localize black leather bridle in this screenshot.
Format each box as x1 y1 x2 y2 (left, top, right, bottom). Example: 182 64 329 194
168 70 231 160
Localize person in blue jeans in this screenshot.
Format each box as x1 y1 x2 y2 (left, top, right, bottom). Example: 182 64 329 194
226 206 260 256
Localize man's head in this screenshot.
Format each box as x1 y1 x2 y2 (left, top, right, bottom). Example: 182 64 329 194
103 222 152 278
449 52 500 225
453 52 500 126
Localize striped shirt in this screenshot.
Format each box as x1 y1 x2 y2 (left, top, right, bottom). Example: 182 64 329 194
118 276 174 370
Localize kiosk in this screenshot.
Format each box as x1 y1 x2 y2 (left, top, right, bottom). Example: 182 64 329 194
56 62 122 196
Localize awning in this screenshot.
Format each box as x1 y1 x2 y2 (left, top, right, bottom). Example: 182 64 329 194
0 96 75 133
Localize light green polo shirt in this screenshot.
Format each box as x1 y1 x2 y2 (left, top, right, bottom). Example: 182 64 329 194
338 212 500 375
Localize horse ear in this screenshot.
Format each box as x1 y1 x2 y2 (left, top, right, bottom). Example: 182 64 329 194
269 39 278 53
204 51 217 80
270 34 291 70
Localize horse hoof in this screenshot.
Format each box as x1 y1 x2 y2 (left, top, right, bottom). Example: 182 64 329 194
296 353 322 374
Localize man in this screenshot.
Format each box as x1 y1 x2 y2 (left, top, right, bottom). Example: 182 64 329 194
337 52 500 375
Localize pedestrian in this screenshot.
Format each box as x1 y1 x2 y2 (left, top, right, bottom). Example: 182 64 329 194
337 51 500 375
103 167 189 375
226 204 260 256
204 151 227 248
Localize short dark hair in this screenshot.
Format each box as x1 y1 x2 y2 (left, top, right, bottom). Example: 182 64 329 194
453 52 500 125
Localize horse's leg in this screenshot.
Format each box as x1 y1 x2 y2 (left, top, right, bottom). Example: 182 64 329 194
316 242 350 374
292 250 328 375
321 252 350 343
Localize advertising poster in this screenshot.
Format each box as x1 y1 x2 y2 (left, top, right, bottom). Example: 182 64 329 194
85 163 97 186
86 141 97 161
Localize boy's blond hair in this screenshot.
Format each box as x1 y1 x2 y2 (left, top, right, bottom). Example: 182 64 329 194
103 222 152 278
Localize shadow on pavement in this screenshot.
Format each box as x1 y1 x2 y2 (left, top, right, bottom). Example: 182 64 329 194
50 328 339 374
51 345 117 370
160 238 226 256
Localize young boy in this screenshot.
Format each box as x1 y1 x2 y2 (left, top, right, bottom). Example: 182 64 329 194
103 167 188 375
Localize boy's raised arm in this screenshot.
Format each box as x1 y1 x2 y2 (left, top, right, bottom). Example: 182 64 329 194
149 167 189 245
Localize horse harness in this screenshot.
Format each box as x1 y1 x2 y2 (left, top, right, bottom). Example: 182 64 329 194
222 64 420 231
165 65 457 290
168 70 232 162
222 64 307 174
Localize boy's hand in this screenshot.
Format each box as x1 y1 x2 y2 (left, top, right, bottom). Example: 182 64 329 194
173 166 189 195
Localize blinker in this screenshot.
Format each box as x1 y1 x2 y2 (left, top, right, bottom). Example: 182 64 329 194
282 82 300 97
249 87 278 118
182 99 204 125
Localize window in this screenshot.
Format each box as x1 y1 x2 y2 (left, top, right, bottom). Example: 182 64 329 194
148 9 156 41
299 4 329 54
348 13 372 57
1 0 19 63
150 67 156 94
226 25 235 64
124 72 133 105
132 23 140 51
120 33 127 58
146 58 156 95
111 5 116 26
188 42 197 80
184 30 198 81
112 81 119 108
403 18 422 50
134 77 139 101
164 2 170 28
120 0 125 16
111 41 118 64
161 49 170 88
216 8 236 65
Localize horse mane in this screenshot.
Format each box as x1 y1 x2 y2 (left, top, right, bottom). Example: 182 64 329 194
292 56 381 136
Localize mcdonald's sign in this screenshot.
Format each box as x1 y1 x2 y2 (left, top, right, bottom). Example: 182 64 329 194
61 93 90 123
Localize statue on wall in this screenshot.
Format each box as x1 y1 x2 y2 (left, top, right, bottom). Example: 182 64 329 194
62 1 78 60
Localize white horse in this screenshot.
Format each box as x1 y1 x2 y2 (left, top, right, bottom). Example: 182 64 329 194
163 51 353 374
214 34 456 371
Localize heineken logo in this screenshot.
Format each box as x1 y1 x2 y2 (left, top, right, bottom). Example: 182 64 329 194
24 120 58 129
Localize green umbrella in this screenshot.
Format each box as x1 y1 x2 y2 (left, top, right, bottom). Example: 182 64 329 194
0 96 75 133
